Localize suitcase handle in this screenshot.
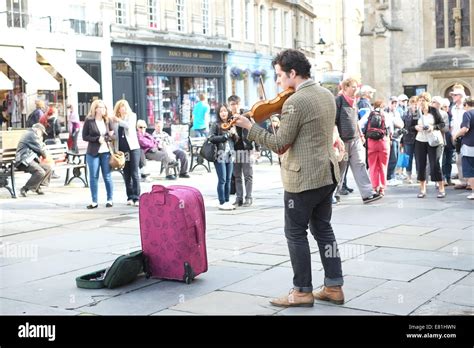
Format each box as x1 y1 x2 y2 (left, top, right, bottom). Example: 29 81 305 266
151 185 168 205
193 224 200 245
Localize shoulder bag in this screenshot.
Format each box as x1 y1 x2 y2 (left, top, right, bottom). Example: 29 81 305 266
199 138 217 162
107 141 125 170
421 113 444 147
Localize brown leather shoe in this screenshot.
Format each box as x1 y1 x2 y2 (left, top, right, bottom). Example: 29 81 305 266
313 286 345 305
269 288 314 308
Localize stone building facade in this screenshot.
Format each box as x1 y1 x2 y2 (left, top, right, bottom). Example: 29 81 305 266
361 0 473 100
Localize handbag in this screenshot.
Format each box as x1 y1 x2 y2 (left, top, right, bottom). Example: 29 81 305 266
199 138 217 162
107 141 125 170
396 152 409 168
76 251 144 289
420 112 443 147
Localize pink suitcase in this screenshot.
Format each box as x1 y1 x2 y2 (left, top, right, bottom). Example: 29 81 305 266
139 185 207 283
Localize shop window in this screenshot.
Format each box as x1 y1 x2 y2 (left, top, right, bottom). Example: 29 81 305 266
403 85 427 99
146 76 179 128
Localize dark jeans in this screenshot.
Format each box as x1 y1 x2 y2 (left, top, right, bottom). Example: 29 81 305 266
284 184 343 292
387 139 399 180
233 150 253 200
442 145 454 181
123 149 141 202
214 160 233 204
403 143 415 173
174 149 189 175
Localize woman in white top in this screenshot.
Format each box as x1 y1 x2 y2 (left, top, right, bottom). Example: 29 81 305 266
110 99 141 206
412 92 446 198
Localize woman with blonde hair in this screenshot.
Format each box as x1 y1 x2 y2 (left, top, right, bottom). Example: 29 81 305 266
110 99 141 206
409 92 446 198
82 99 114 209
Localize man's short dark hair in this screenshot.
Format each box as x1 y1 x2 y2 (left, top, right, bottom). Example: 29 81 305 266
272 49 311 78
227 95 241 104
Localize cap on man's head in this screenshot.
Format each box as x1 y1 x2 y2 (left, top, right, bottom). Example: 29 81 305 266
450 88 466 98
397 94 409 102
360 85 376 95
390 96 398 103
32 123 47 135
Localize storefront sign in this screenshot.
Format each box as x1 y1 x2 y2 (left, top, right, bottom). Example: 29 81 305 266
168 50 213 60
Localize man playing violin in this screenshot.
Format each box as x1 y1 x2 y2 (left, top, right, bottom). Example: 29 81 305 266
234 49 344 308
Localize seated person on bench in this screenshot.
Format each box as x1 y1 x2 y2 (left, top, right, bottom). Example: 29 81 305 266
15 123 52 197
152 120 190 178
136 120 177 180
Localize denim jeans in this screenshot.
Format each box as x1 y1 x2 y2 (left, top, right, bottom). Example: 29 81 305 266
194 129 208 138
284 184 343 292
123 149 141 202
214 160 233 205
387 139 399 180
403 143 415 173
442 146 454 181
86 152 113 203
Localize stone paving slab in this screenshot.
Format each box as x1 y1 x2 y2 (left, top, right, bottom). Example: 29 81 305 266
341 259 432 281
457 273 474 286
224 252 289 266
435 284 474 307
222 267 324 298
409 217 473 231
0 220 59 237
438 240 474 255
379 225 437 236
228 232 287 244
78 265 259 315
0 251 117 289
206 229 247 240
351 232 458 251
0 265 160 310
243 243 290 256
152 309 197 315
0 244 63 267
424 228 474 241
339 275 387 303
167 291 277 315
332 223 384 240
210 260 271 271
411 299 473 315
0 297 79 315
206 248 236 263
279 303 387 316
363 247 473 271
345 269 467 315
206 239 257 251
279 260 323 271
331 206 433 227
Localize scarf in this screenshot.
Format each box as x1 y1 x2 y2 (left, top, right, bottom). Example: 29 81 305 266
342 93 356 108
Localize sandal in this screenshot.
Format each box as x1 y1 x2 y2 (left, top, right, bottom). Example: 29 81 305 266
437 192 446 198
417 192 426 198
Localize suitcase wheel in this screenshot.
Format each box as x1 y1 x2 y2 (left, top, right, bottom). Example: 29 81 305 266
183 262 195 284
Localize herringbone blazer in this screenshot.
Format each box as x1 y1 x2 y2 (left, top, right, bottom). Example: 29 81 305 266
248 81 340 193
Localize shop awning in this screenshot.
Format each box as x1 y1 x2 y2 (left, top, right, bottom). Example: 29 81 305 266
0 71 13 90
37 49 100 93
0 46 59 90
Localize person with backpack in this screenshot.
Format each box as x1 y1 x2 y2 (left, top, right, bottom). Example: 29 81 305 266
40 106 61 145
26 100 46 128
362 100 390 196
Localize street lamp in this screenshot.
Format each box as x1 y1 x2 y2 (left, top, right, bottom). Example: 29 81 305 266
316 36 326 55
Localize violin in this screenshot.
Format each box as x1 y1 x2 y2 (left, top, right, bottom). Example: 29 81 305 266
221 88 295 130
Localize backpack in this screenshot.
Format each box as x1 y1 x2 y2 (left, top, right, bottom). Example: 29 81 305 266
365 110 386 140
26 111 37 128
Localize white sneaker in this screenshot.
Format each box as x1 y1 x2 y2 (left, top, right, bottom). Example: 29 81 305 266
127 200 133 206
224 202 235 210
387 179 401 187
467 193 474 200
218 203 233 211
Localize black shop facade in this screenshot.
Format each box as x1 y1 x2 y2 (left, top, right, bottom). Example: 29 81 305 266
112 44 226 129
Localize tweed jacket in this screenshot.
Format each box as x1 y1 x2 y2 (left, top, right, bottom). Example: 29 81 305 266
248 80 340 193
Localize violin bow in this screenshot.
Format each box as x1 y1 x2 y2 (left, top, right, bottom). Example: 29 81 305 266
259 75 267 100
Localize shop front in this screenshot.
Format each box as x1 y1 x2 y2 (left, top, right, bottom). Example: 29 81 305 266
112 44 226 129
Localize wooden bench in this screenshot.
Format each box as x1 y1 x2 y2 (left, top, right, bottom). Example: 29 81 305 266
188 136 211 173
0 141 88 199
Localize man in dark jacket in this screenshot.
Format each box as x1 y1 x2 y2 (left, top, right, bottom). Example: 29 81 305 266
15 123 52 196
228 95 255 207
